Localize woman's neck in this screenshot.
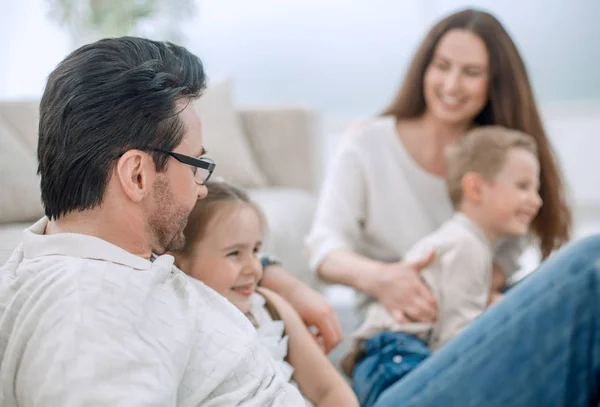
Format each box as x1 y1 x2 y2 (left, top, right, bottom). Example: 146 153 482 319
419 112 471 145
397 113 472 177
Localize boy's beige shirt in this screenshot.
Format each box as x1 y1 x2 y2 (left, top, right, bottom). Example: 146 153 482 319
352 213 493 350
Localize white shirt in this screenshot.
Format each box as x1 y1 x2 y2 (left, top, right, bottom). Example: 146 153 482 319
248 293 313 407
306 117 524 309
0 218 304 407
352 213 493 349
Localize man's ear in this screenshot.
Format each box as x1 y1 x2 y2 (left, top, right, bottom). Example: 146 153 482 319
114 150 152 203
461 172 485 205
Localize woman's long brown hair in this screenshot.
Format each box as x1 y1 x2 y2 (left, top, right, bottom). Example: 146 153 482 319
381 8 571 258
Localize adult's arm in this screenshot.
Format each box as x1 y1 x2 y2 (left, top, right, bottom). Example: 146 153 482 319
306 130 436 323
260 263 343 353
15 317 177 406
319 249 437 323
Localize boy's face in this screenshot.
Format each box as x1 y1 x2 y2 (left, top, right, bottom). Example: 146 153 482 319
480 148 543 238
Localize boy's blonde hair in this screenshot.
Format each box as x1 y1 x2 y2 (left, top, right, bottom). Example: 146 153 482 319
445 125 538 209
180 181 266 254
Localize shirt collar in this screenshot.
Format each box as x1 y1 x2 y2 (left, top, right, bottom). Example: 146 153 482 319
22 217 155 270
453 212 492 249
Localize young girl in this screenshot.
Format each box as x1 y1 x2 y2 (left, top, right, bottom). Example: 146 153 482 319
174 181 359 407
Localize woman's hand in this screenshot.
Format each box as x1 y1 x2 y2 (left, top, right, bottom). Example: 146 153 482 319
368 251 437 323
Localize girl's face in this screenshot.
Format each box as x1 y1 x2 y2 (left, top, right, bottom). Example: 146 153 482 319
423 29 490 127
184 202 263 314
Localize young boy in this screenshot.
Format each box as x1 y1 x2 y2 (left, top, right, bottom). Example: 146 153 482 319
345 125 543 407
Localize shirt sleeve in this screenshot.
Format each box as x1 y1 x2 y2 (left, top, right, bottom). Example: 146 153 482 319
304 133 368 272
430 242 492 348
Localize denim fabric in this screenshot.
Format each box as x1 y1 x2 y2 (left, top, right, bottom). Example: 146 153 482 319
369 235 600 407
352 332 431 407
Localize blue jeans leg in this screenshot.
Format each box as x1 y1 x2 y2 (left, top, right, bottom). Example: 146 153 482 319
373 235 600 407
352 332 431 407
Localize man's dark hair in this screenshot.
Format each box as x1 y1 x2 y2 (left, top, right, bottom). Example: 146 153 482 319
38 36 207 220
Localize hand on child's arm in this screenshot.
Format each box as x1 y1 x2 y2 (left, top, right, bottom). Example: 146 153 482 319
260 264 343 354
368 250 438 324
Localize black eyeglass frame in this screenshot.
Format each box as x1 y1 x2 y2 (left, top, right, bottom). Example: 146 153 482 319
149 148 216 185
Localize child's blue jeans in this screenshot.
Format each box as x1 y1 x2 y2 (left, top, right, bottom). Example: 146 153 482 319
352 331 431 407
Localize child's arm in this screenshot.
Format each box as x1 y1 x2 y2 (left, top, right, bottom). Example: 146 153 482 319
259 288 359 407
259 261 343 354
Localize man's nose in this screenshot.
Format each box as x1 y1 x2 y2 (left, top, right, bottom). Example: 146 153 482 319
197 184 208 200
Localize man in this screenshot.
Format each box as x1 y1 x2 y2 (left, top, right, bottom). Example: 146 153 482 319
0 37 304 406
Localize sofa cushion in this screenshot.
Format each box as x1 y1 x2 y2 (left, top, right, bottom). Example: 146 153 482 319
0 116 44 224
195 79 268 188
248 188 318 289
0 100 39 152
0 222 32 265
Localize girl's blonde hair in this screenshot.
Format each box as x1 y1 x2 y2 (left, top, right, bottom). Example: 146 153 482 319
181 181 265 254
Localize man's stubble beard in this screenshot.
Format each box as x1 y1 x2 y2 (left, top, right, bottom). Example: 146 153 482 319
148 176 192 255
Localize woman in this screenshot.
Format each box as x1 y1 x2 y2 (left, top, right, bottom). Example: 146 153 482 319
306 8 597 406
306 8 570 325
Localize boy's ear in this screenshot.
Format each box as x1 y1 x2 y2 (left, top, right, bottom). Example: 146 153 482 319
461 172 485 204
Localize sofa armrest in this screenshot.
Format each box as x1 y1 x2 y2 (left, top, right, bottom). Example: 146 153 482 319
238 106 322 194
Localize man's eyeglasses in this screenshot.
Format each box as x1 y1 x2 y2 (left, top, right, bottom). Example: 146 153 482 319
150 149 216 185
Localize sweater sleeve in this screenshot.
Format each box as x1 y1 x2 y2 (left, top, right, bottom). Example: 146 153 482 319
305 133 368 273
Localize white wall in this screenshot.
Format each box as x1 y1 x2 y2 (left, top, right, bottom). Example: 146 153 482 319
186 0 600 110
3 1 598 109
542 102 600 206
0 0 70 98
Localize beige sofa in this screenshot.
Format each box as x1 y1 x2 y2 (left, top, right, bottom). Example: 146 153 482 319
0 80 322 288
